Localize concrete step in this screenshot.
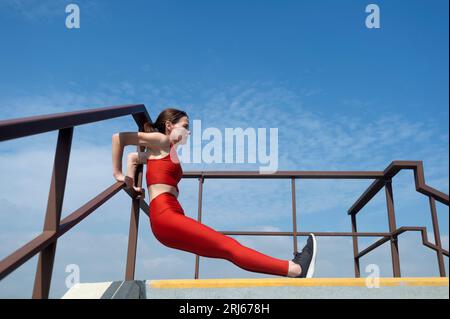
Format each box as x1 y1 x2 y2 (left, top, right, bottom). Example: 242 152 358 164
62 277 449 299
62 280 147 299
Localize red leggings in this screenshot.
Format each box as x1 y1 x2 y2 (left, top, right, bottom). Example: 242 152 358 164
149 192 289 277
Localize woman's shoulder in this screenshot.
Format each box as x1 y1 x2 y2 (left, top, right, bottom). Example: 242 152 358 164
143 135 171 160
141 131 167 139
139 132 170 149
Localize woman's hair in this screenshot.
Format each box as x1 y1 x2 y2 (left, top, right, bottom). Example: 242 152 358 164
143 108 188 134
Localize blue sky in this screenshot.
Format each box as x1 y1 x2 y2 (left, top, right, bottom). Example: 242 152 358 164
0 0 448 298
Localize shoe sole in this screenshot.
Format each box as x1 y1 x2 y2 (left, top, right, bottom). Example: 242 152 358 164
305 233 317 278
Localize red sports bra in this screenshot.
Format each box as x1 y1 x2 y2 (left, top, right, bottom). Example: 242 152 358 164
146 142 183 193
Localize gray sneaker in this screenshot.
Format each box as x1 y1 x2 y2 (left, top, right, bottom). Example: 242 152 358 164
292 233 317 278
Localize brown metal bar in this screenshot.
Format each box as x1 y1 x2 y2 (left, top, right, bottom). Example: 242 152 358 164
194 176 204 279
291 178 298 254
351 214 360 278
0 181 149 282
418 185 449 205
122 187 150 217
349 161 449 215
413 162 449 202
385 179 401 277
0 232 56 281
125 143 145 280
125 198 140 281
0 104 150 142
183 171 384 179
393 227 448 256
59 183 125 234
32 127 73 299
357 236 391 259
348 179 385 216
0 182 127 281
219 231 391 237
357 226 449 259
428 197 446 277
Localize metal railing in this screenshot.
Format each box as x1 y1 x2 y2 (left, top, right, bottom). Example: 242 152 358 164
0 104 150 298
182 162 449 279
0 105 448 299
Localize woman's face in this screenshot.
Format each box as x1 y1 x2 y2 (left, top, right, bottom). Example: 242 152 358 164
169 116 190 145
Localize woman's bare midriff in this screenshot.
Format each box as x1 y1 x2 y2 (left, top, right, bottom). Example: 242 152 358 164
146 144 179 203
148 184 178 203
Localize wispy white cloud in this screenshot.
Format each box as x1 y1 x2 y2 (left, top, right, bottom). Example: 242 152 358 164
197 81 447 172
0 0 98 20
1 0 63 19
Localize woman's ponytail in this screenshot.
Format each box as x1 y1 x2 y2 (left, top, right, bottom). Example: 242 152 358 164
144 108 188 134
143 121 159 133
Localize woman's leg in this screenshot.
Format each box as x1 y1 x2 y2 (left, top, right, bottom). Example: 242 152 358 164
150 207 290 277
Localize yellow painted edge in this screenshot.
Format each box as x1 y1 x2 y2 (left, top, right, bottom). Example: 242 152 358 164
149 277 449 289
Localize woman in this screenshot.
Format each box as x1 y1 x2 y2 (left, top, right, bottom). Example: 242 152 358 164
112 108 317 278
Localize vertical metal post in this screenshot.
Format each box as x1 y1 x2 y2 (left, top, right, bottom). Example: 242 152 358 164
32 127 73 299
351 213 361 278
385 179 401 277
125 144 145 280
291 178 298 254
429 197 446 277
194 176 204 279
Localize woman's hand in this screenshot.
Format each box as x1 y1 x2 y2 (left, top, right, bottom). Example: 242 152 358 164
123 175 145 199
114 172 126 182
114 173 145 198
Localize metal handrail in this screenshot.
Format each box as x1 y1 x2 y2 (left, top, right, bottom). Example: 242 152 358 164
348 161 449 215
1 105 448 299
0 104 150 298
0 104 150 142
183 165 449 279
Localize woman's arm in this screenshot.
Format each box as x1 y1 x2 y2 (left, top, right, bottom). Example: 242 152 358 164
111 131 168 181
125 152 139 180
124 152 144 197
